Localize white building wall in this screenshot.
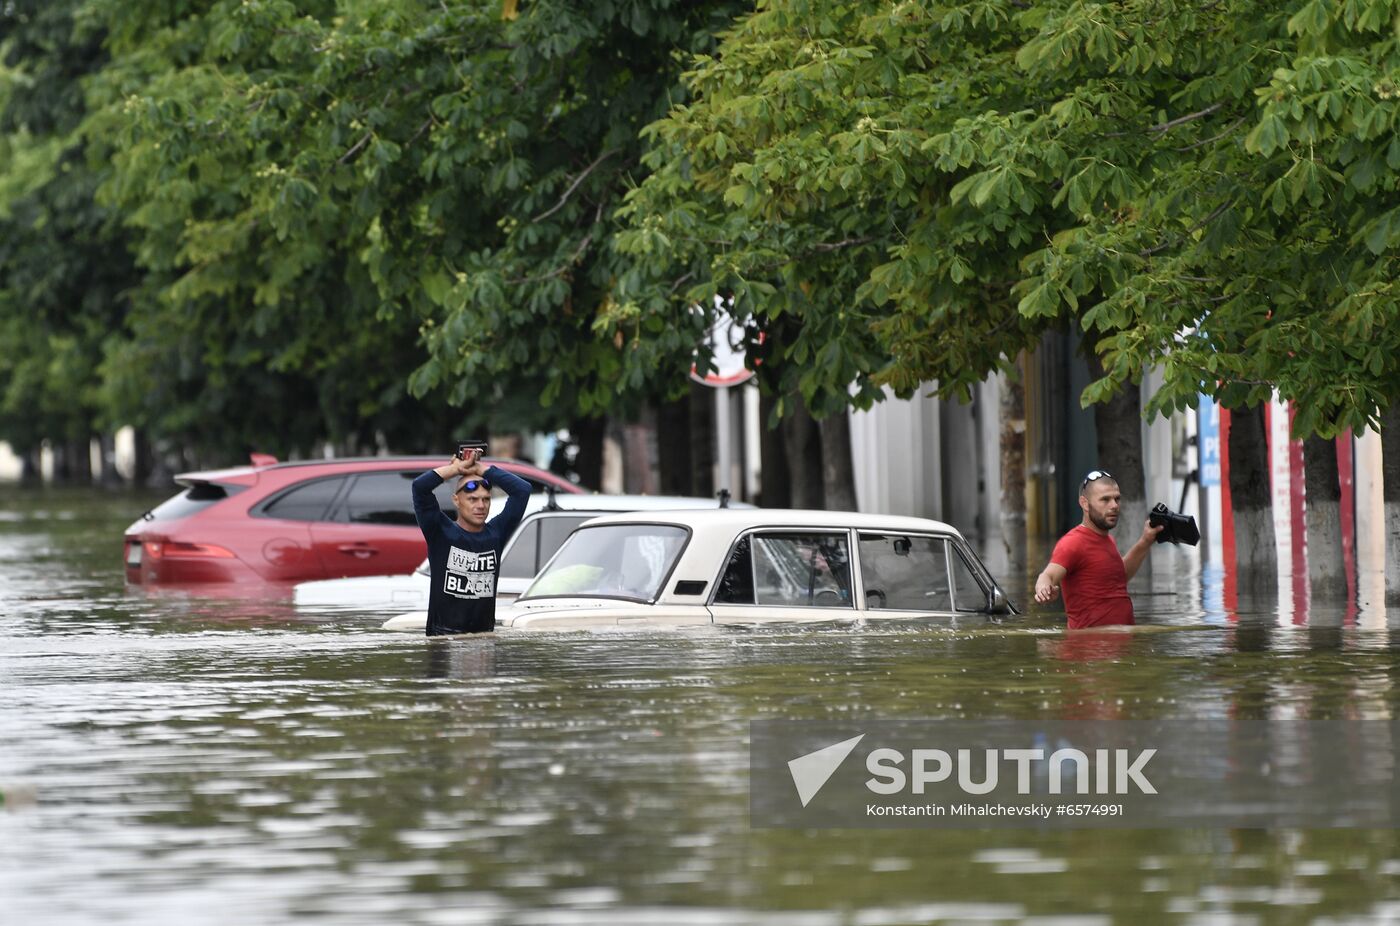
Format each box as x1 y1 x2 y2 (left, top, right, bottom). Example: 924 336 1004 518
849 387 940 519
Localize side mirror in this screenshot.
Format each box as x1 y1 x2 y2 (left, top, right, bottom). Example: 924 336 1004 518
987 587 1015 615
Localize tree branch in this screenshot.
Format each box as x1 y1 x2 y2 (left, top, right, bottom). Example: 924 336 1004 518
1175 116 1246 151
1103 102 1226 139
337 131 373 165
533 149 619 222
509 204 605 284
1147 102 1224 134
811 236 876 252
1140 201 1232 257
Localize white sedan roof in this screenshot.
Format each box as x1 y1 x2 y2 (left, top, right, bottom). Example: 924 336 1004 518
526 508 965 607
572 507 961 535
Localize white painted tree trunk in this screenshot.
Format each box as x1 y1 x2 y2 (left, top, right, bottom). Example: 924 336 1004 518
1303 434 1347 601
1304 499 1347 599
1234 508 1279 591
1228 403 1277 593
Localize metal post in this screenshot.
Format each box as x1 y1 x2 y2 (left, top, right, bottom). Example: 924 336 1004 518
716 385 732 493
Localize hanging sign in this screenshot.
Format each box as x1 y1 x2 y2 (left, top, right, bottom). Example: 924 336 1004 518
690 302 755 388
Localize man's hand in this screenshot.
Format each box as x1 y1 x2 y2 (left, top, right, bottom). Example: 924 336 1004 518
1137 519 1166 547
435 448 483 481
1034 575 1061 604
1034 562 1066 604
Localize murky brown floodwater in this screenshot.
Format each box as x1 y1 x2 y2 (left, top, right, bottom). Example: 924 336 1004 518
4 486 1400 924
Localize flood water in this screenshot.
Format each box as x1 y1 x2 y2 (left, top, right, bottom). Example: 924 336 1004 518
4 486 1400 924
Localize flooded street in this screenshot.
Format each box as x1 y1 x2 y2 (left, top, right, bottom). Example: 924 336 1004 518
4 486 1400 924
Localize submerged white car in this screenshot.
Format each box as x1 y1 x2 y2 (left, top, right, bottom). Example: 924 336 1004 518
294 493 752 612
382 509 1015 632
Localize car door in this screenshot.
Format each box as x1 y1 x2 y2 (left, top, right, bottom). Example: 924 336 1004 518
706 529 858 624
853 531 989 620
246 476 347 581
307 471 445 578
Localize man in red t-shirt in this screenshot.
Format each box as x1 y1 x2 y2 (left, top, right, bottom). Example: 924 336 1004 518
1034 469 1163 629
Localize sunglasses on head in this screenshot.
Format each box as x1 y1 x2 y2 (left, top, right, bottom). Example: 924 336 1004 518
456 478 492 494
1080 469 1114 490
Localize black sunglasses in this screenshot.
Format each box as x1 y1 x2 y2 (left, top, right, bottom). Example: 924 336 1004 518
1080 469 1114 490
455 478 492 494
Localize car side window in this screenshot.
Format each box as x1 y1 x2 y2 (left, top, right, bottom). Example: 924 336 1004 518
714 536 754 604
858 534 953 611
538 515 589 565
500 521 540 579
950 546 989 611
340 472 419 526
731 532 852 608
259 477 346 521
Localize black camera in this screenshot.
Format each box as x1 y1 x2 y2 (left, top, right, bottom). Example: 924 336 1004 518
1149 503 1200 546
455 439 488 460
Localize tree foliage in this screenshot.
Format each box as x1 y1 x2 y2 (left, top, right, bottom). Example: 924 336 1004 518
614 0 1400 437
3 0 1398 471
2 0 747 462
84 0 746 450
0 0 136 457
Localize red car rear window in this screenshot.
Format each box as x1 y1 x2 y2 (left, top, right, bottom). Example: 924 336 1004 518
148 482 247 521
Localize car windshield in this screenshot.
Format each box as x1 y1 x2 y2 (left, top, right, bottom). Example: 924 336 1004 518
519 523 688 602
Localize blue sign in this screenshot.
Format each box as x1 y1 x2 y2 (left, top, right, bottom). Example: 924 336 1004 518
1197 396 1220 487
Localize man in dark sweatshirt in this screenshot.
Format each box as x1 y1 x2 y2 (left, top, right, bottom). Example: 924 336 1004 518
412 447 532 635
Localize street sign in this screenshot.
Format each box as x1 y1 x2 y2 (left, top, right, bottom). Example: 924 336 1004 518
690 306 754 388
1197 396 1220 487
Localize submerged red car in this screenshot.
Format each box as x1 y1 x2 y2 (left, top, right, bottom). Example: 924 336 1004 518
123 455 582 586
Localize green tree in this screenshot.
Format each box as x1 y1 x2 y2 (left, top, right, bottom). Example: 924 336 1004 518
614 0 1398 570
82 0 748 468
0 0 137 479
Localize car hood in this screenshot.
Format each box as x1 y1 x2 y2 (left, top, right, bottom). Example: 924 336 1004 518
379 597 674 633
497 597 697 630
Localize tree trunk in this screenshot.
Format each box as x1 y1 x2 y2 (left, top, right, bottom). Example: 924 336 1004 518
688 382 715 499
61 438 93 484
819 411 857 511
1382 403 1400 604
655 396 693 496
19 446 42 484
758 391 791 508
1084 352 1147 573
97 432 122 487
1302 434 1347 600
132 429 155 486
781 394 823 509
570 416 606 491
1227 403 1277 592
999 362 1028 569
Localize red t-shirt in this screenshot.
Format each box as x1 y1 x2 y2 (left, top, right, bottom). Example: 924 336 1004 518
1049 525 1134 629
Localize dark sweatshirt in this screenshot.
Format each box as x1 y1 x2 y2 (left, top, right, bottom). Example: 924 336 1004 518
412 466 531 635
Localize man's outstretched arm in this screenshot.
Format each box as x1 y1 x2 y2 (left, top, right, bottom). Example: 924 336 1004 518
1035 563 1067 604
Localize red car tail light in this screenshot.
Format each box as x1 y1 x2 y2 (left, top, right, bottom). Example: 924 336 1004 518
163 542 236 558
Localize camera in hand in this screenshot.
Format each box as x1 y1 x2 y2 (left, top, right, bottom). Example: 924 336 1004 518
455 439 488 460
1149 503 1200 546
